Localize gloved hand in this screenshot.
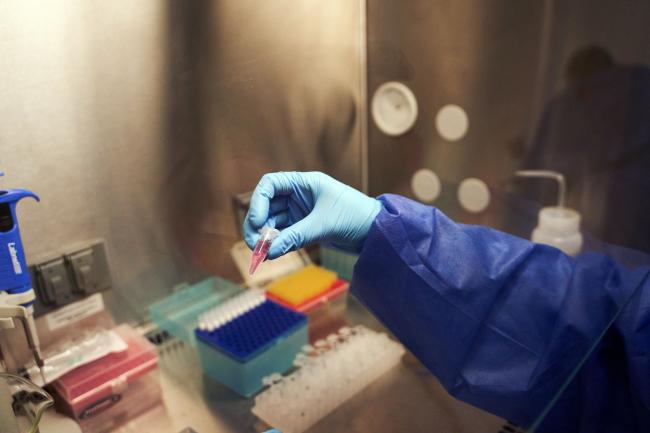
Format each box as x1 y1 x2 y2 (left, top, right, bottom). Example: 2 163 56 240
244 172 381 259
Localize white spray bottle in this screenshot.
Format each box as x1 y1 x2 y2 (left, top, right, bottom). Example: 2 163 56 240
515 170 583 256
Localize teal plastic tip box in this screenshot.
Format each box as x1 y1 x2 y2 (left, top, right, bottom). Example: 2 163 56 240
195 300 307 397
148 277 240 345
320 245 358 281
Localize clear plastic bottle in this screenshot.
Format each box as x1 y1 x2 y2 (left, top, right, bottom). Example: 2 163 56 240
515 170 583 256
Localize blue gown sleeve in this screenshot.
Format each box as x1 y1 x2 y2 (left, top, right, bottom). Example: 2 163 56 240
350 194 650 431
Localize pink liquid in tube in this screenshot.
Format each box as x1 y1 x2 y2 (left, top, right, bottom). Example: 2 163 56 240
249 227 280 275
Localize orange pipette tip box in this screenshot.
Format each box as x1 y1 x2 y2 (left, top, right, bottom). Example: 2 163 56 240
266 265 347 313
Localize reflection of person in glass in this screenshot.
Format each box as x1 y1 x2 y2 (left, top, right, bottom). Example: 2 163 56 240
519 45 650 252
246 171 650 433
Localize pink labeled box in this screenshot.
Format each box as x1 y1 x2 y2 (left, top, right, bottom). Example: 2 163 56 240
51 324 160 432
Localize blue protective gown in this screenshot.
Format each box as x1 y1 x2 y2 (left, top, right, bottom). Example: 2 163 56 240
350 194 650 433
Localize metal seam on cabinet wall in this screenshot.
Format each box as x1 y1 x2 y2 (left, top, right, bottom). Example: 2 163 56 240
360 0 369 193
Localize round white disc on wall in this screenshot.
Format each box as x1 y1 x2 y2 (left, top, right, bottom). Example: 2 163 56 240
371 81 418 136
411 169 441 203
435 104 469 141
457 177 490 213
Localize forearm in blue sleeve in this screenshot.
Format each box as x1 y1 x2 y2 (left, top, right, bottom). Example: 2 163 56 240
350 194 650 429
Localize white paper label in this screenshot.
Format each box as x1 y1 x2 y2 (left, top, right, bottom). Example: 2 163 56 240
45 293 105 331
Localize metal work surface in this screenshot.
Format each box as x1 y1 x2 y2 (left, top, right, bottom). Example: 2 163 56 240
108 298 505 433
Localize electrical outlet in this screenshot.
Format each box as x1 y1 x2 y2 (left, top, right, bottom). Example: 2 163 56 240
34 258 74 306
67 248 99 294
31 240 112 317
64 241 112 295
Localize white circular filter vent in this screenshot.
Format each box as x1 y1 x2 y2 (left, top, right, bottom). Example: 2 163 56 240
457 178 490 213
435 104 469 141
372 81 418 136
411 169 441 203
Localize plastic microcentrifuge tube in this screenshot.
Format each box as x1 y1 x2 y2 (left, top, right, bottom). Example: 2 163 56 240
249 226 280 275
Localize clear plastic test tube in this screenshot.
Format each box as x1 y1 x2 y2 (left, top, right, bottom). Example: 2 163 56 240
249 226 280 275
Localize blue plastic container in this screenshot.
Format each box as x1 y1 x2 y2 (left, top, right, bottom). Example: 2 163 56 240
148 277 240 345
195 300 307 397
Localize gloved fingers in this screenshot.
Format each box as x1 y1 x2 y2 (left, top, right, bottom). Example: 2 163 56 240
243 217 261 250
248 173 294 228
268 210 292 229
244 196 288 247
247 190 271 230
268 213 319 259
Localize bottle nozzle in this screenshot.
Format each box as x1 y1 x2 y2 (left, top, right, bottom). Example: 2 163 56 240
515 170 566 208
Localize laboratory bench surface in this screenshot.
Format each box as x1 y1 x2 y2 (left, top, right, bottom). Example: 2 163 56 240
42 297 507 433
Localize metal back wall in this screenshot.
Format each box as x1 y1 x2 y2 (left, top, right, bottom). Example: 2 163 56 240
367 0 546 214
366 0 650 253
166 1 364 286
0 1 363 321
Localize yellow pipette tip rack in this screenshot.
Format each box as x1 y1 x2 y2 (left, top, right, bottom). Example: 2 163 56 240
267 265 338 309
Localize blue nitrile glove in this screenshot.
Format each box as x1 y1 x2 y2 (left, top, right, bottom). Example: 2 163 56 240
244 172 381 259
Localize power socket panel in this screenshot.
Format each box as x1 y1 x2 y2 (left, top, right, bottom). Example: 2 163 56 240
30 240 113 317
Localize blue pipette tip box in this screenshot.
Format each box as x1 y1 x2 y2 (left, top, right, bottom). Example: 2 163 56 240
195 300 308 397
196 300 306 362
